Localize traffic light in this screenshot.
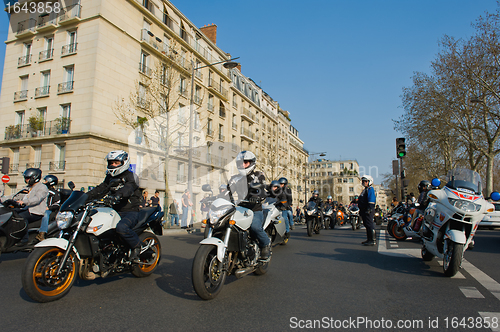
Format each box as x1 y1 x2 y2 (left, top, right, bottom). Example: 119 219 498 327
396 137 406 158
1 157 9 174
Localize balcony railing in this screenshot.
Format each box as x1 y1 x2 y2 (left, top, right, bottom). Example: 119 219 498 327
219 109 226 118
35 86 50 98
207 104 214 113
218 133 225 141
61 43 77 55
208 78 228 99
49 161 66 171
39 49 53 61
194 95 202 105
176 174 186 183
139 62 152 76
26 162 42 169
18 55 31 67
58 81 74 94
207 129 214 137
232 122 237 130
4 118 71 140
9 164 19 173
179 88 188 98
141 0 155 14
37 14 57 28
240 127 255 140
58 4 81 23
17 19 36 35
14 90 28 102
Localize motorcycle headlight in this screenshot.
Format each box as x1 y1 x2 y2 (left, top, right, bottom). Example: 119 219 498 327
307 209 316 216
208 206 232 227
448 198 481 212
375 213 380 216
56 211 74 229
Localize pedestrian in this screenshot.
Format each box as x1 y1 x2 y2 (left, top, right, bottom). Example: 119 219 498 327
169 199 179 226
181 189 192 229
140 190 149 208
150 190 160 207
359 175 376 246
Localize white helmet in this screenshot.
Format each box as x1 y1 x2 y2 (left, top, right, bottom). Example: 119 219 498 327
106 150 130 177
236 150 256 176
361 175 373 186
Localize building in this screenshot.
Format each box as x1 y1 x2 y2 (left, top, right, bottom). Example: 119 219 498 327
0 0 308 216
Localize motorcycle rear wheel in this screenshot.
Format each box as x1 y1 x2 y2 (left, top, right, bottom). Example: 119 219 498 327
132 232 161 277
386 221 395 238
22 247 78 303
192 245 227 300
443 240 464 277
391 222 407 241
306 219 313 237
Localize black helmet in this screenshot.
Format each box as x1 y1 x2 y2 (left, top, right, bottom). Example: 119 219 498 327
418 180 431 193
278 177 288 185
270 180 281 195
23 168 42 186
312 190 319 198
43 174 58 187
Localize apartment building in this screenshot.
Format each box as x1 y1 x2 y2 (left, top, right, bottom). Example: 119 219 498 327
0 0 308 214
306 159 362 204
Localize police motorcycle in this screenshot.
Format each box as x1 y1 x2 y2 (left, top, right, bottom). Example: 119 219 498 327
21 180 164 302
420 168 498 277
0 183 73 256
305 201 322 236
323 205 335 229
192 183 271 300
349 204 361 230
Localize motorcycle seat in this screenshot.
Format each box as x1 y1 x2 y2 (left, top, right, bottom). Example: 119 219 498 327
133 206 161 230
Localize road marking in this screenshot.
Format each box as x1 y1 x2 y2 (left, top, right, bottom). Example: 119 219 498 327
378 231 420 258
462 260 500 301
460 286 484 298
479 312 500 332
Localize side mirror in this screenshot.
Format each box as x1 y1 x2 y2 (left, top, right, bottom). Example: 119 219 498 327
490 192 500 201
201 184 212 192
68 181 75 190
431 178 441 188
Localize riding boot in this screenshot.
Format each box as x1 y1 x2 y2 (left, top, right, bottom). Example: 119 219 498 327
361 228 371 244
259 244 271 261
363 229 376 246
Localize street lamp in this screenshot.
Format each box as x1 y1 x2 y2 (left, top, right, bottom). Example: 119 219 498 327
303 151 326 203
188 57 240 197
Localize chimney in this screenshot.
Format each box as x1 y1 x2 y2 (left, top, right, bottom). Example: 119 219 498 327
236 64 241 72
200 23 217 44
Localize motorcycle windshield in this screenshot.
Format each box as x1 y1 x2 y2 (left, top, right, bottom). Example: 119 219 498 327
306 201 317 210
445 168 482 194
60 191 88 212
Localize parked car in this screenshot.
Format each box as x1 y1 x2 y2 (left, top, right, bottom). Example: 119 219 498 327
480 202 500 228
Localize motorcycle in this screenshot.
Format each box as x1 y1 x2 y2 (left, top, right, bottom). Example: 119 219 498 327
0 183 73 256
21 187 164 302
305 201 322 236
389 207 422 241
374 210 383 225
262 197 288 245
192 185 270 300
386 204 407 238
420 168 498 277
323 206 335 229
336 209 346 226
349 205 361 230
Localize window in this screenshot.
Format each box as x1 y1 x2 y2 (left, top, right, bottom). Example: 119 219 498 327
177 132 184 147
19 42 31 66
349 187 354 192
337 178 342 183
350 163 354 170
194 85 201 104
207 94 214 112
37 107 47 123
218 124 224 140
12 148 20 172
59 65 74 93
16 110 25 125
340 163 344 169
207 119 213 136
53 144 66 170
343 178 348 183
62 30 77 55
179 76 187 96
34 146 42 167
178 103 186 124
177 162 185 182
136 153 144 174
36 70 50 97
139 51 150 75
60 103 71 118
194 112 200 130
349 178 354 183
328 172 333 176
40 37 53 61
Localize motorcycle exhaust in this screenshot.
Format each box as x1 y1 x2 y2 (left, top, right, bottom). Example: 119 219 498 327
234 267 255 279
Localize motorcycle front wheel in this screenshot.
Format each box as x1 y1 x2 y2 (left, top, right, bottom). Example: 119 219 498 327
421 245 434 261
386 220 395 238
443 240 464 277
192 245 227 300
352 217 357 230
391 222 407 241
306 219 313 237
132 232 161 277
22 247 78 303
314 219 321 234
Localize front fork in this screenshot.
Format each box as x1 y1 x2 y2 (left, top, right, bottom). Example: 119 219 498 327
56 208 89 274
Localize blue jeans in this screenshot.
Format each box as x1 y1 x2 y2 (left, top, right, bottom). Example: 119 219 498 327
181 206 189 227
170 213 179 226
250 210 270 248
39 209 52 233
116 211 140 248
282 210 291 233
287 210 294 226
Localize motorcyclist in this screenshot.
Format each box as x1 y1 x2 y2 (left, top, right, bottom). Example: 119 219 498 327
227 151 271 261
308 190 324 225
86 150 144 263
324 196 335 228
359 175 376 246
407 180 432 232
278 177 294 232
34 175 61 243
0 168 48 245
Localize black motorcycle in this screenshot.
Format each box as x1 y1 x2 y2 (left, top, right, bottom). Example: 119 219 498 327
305 201 322 236
323 206 335 229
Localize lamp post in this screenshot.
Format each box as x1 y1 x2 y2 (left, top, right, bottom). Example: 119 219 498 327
303 151 326 202
187 57 239 198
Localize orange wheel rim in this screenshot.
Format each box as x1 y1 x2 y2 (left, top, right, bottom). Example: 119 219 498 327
32 248 76 297
138 237 160 273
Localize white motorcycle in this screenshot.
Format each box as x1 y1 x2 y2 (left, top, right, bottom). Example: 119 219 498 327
192 185 270 300
262 197 288 245
420 168 498 277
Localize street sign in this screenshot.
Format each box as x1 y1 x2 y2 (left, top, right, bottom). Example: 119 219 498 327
1 175 10 183
392 160 399 175
129 164 136 173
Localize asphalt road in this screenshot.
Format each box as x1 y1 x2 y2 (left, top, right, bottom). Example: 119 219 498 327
1 224 500 331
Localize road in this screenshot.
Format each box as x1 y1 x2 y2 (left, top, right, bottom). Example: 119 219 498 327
1 224 500 331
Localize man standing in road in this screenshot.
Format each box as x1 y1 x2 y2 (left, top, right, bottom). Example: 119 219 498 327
359 175 376 246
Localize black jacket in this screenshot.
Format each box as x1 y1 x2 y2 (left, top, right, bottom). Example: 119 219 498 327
227 170 267 212
86 170 142 212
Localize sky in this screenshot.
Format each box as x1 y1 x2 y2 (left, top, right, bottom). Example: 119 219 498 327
0 0 499 184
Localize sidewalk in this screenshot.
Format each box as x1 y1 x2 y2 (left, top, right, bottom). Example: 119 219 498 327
161 221 204 235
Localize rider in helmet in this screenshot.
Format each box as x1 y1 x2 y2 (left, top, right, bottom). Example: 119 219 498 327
1 168 48 245
86 150 144 263
227 151 271 261
308 189 324 225
324 195 335 229
359 175 376 246
34 175 61 242
278 177 294 232
407 180 432 232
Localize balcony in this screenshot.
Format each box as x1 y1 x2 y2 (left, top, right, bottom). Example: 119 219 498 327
241 107 256 122
14 90 28 102
26 162 42 169
49 161 66 171
207 129 214 137
176 174 186 183
140 29 165 53
61 43 77 56
17 19 36 37
207 104 214 113
18 55 31 67
58 81 74 94
39 49 53 61
36 14 57 32
4 118 71 140
240 127 255 141
139 62 152 76
141 0 155 15
35 86 50 98
58 4 81 25
9 164 19 173
208 78 228 100
194 95 202 106
218 133 225 141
